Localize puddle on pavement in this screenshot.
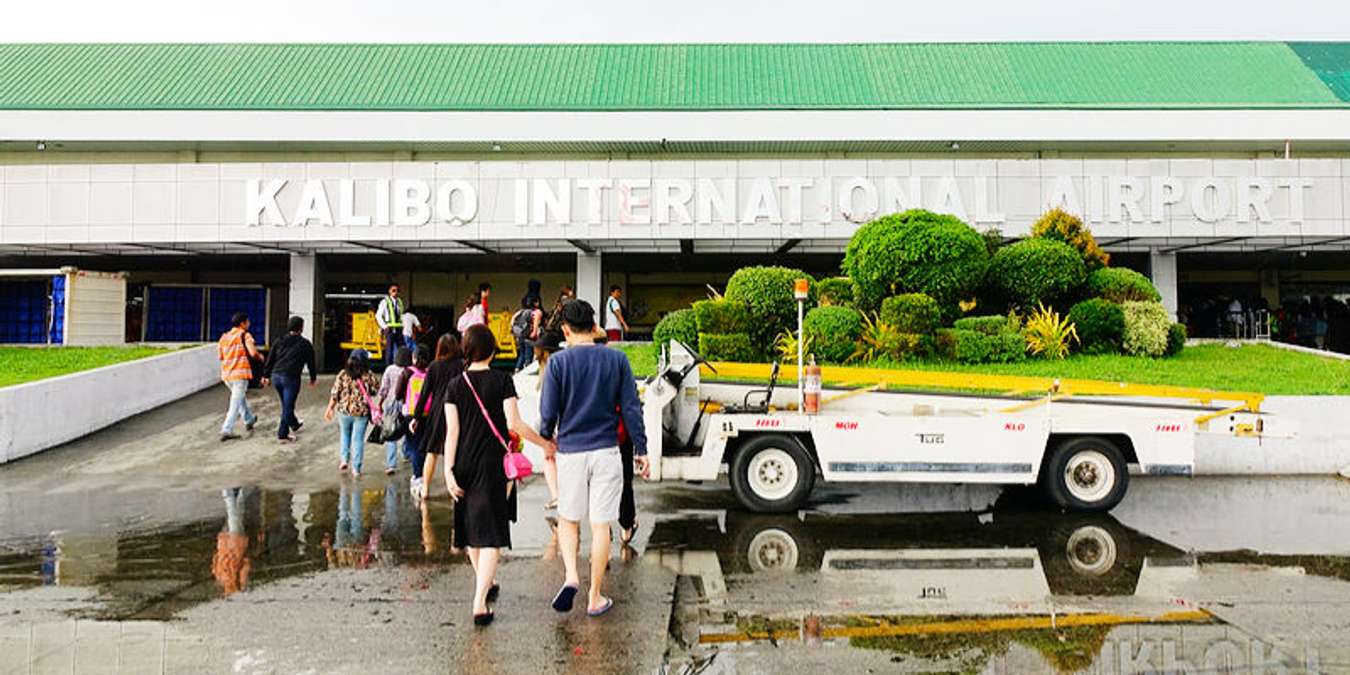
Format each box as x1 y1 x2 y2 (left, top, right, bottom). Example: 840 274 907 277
649 504 1348 674
0 482 459 620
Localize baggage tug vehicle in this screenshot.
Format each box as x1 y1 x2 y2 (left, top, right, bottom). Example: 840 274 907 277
641 340 1287 513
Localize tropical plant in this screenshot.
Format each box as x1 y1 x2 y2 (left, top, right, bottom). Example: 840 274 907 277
1031 208 1110 270
1088 267 1161 303
773 330 814 363
1121 301 1171 357
842 209 990 313
1023 303 1079 359
851 313 929 362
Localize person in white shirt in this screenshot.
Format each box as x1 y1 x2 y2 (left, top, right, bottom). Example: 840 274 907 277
604 286 629 343
402 311 420 348
375 284 405 367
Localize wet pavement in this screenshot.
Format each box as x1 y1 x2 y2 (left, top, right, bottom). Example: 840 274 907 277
2 381 1349 673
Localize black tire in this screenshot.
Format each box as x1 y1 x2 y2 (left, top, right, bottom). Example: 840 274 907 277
1038 517 1141 596
729 434 816 513
725 515 823 574
1041 437 1129 512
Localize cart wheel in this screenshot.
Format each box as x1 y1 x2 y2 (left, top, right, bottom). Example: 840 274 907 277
1038 517 1141 596
1042 437 1129 512
730 434 815 513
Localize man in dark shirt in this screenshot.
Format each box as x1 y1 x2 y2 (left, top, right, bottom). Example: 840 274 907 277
262 316 318 444
538 300 647 617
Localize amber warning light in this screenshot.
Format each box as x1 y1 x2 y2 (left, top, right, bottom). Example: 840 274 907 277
793 279 810 301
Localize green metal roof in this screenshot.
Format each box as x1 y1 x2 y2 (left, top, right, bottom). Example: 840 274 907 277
0 42 1346 111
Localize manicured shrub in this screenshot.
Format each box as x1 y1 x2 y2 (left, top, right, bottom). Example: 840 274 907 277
652 308 698 351
1121 301 1171 357
953 314 1020 336
842 209 990 312
1165 322 1188 357
724 266 816 350
1068 299 1125 354
986 238 1088 311
816 277 855 307
879 293 941 334
692 299 750 335
1031 208 1110 270
935 328 959 360
803 306 865 363
698 333 755 362
948 328 1026 364
1088 267 1161 303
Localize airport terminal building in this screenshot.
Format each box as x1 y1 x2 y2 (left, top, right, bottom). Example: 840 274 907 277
1 42 1349 361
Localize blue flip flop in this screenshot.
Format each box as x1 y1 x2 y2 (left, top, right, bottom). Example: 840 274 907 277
587 597 614 617
551 584 578 612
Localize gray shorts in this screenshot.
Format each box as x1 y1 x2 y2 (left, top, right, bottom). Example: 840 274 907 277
555 446 623 524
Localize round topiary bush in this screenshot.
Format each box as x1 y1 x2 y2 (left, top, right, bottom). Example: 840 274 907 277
1088 267 1161 303
1031 208 1109 270
1121 301 1171 357
986 238 1088 311
816 277 855 307
842 209 990 313
952 314 1021 336
879 293 941 334
803 306 865 363
1068 298 1126 354
1165 322 1187 357
652 308 697 351
724 266 816 351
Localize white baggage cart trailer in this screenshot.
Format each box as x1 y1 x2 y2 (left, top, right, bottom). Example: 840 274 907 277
641 341 1291 513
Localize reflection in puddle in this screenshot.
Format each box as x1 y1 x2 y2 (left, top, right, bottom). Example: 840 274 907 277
0 481 455 619
651 506 1344 674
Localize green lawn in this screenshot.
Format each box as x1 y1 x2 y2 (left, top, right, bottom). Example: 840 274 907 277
0 346 176 388
616 342 1350 395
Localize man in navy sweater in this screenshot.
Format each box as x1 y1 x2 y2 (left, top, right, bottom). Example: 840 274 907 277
538 299 648 617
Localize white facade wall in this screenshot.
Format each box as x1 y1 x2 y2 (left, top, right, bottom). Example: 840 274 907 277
1 158 1347 245
0 344 218 464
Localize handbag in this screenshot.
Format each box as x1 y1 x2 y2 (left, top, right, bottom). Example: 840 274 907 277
238 332 264 390
463 370 534 480
357 378 384 445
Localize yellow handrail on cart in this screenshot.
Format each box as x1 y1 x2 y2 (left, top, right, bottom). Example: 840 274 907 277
704 361 1265 418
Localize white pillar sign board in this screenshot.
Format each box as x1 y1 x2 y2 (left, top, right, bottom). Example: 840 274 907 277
1 159 1346 244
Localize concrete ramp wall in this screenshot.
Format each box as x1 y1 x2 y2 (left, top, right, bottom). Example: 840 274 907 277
0 345 218 464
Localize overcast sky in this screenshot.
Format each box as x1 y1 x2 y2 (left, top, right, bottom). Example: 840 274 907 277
1 0 1346 42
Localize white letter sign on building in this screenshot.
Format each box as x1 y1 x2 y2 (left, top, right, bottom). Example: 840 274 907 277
2 159 1346 245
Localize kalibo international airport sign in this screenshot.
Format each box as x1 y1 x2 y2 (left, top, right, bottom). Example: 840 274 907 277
1 159 1347 244
247 171 1322 228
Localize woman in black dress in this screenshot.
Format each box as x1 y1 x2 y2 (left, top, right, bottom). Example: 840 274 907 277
410 333 464 500
442 324 554 626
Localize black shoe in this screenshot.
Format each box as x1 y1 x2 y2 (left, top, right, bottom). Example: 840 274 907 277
292 420 304 433
245 418 258 431
473 611 494 627
487 583 500 603
220 432 241 442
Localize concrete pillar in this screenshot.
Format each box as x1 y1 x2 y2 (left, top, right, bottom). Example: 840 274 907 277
576 252 603 313
1149 250 1179 320
289 253 325 366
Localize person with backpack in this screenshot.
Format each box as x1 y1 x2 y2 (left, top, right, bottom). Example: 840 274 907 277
324 351 380 479
511 296 544 372
541 286 575 350
378 347 412 475
397 344 432 499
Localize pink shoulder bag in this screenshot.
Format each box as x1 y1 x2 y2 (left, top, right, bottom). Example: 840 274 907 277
463 371 534 480
357 378 382 426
